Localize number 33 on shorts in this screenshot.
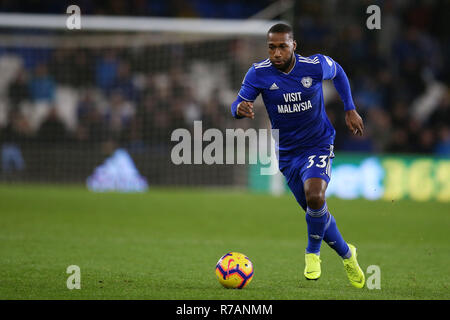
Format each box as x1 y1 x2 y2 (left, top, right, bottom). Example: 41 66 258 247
306 155 331 177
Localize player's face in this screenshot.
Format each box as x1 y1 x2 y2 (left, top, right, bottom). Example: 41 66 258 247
267 32 296 71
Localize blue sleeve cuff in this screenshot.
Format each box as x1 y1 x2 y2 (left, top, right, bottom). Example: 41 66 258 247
231 96 245 119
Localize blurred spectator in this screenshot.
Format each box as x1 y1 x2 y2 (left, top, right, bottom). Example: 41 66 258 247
29 63 55 102
202 88 229 129
434 127 450 157
37 107 68 144
391 101 410 132
367 108 392 153
354 78 383 111
1 110 31 173
49 49 72 86
406 118 422 152
76 90 108 144
417 128 435 154
428 91 450 130
111 62 138 101
181 88 202 125
96 51 119 93
104 91 135 143
387 128 410 154
50 49 94 88
8 67 30 110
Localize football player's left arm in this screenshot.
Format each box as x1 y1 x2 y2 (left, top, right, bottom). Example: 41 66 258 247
333 63 364 136
319 54 364 136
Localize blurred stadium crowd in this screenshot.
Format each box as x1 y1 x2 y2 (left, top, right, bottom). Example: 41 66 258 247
294 0 449 156
0 0 449 176
0 0 273 19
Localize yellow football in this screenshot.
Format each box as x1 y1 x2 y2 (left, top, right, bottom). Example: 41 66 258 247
215 252 254 289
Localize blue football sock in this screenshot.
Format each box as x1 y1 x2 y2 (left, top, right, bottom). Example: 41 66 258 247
305 202 329 255
323 213 351 259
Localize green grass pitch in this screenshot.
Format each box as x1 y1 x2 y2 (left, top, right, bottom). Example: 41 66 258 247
0 184 448 300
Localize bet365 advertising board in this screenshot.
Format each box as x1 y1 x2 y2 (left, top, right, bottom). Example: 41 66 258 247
249 154 450 202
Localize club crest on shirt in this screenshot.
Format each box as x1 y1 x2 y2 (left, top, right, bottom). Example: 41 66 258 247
301 76 313 88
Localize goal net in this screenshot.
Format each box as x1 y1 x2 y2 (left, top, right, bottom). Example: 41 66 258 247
0 14 279 189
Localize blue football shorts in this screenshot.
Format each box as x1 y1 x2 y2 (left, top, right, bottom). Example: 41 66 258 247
279 144 335 211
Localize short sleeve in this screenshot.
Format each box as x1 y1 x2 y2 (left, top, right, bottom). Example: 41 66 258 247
318 54 337 80
238 66 260 102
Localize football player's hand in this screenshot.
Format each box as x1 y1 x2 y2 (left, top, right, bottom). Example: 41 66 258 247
345 109 364 136
237 101 254 119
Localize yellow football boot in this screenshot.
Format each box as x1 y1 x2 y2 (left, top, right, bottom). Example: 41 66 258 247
304 253 321 280
343 244 365 288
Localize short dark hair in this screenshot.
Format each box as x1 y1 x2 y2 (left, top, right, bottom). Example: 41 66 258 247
267 23 293 39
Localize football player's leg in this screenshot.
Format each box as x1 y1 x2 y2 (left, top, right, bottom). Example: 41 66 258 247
310 155 351 259
282 160 324 280
303 178 329 255
302 178 327 280
323 213 351 259
322 209 365 288
283 168 323 280
282 164 307 212
301 147 350 258
286 177 307 212
301 148 365 287
301 146 335 256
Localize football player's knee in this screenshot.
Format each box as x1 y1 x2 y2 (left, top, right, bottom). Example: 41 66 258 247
305 190 325 209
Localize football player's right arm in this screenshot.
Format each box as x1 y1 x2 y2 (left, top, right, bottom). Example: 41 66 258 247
232 98 254 119
231 67 259 120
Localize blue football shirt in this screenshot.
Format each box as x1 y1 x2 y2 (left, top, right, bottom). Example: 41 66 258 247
238 53 338 161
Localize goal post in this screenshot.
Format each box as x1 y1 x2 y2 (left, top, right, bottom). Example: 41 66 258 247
0 13 283 190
